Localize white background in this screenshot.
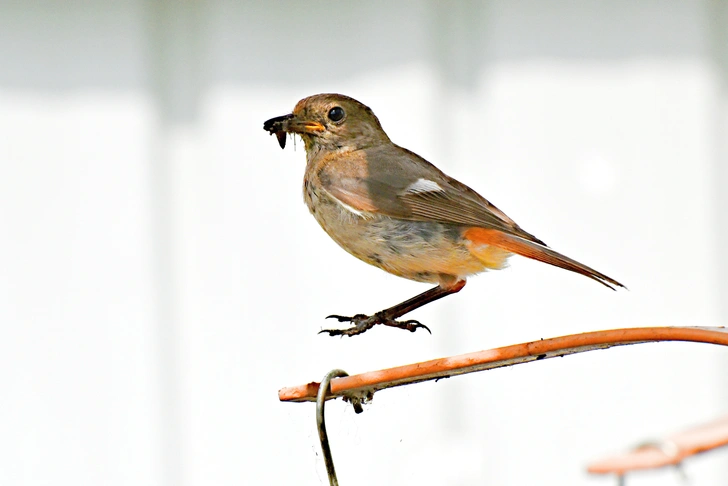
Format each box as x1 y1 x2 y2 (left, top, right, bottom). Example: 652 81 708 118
1 1 727 485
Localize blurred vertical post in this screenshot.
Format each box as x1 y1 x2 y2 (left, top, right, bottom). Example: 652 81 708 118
427 0 483 438
709 0 728 457
145 0 206 484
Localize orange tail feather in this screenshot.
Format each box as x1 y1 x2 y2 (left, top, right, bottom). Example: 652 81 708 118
463 228 625 290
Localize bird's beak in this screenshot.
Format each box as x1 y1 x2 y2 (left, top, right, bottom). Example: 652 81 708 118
263 113 325 149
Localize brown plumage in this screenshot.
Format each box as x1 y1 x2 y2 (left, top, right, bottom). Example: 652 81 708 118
264 93 624 336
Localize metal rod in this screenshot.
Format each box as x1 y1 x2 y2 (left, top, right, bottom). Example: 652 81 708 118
281 327 728 403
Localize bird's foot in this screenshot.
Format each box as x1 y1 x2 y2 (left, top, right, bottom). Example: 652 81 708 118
320 313 431 337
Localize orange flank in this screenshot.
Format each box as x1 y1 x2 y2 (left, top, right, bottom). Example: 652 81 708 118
461 232 512 270
463 228 624 290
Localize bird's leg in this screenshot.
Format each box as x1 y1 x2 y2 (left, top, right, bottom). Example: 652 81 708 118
321 279 466 337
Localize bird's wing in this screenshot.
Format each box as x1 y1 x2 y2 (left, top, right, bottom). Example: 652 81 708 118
316 144 546 245
316 144 624 290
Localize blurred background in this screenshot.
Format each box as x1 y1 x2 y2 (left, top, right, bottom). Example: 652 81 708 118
1 1 727 485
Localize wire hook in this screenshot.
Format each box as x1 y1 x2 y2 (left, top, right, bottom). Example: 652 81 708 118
316 369 349 486
316 369 366 486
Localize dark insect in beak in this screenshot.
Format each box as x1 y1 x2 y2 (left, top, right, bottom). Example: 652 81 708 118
275 130 286 149
263 114 293 150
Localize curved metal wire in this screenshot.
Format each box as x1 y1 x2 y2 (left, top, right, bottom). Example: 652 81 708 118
316 369 350 486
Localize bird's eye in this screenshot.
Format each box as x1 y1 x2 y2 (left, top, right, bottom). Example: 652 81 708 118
327 106 345 122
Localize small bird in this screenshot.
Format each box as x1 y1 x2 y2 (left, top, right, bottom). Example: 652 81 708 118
264 94 624 337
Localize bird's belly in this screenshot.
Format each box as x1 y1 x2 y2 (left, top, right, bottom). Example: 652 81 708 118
304 182 509 283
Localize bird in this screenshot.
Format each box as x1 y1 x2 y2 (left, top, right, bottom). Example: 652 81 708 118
263 93 624 337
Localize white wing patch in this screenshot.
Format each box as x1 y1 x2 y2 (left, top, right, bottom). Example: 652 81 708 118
325 189 370 219
404 178 444 194
336 199 365 217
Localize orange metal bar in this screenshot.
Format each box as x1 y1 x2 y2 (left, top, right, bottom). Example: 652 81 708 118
588 415 728 475
279 326 728 403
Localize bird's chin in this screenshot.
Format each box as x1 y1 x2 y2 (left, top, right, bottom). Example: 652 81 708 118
299 134 321 153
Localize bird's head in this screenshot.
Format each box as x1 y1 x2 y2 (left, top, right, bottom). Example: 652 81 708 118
263 93 390 153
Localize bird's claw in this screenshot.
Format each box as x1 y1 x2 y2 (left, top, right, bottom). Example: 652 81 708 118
320 313 431 337
383 319 431 334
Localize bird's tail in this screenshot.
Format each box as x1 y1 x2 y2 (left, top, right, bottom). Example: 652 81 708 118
463 228 625 290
